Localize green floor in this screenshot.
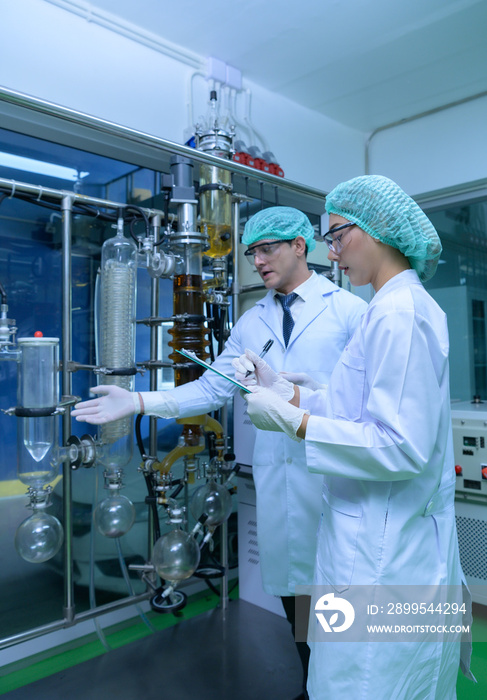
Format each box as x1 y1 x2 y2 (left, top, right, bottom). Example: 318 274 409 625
457 603 487 698
0 592 485 698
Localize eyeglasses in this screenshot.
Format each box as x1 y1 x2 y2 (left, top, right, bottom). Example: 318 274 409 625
323 222 355 253
243 240 286 264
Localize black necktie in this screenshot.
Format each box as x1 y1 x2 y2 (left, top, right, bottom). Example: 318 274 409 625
277 292 298 348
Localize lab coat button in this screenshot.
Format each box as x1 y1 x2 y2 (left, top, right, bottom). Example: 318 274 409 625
286 457 292 464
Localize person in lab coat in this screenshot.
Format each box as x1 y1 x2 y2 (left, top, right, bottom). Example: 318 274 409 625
236 176 475 700
72 206 367 700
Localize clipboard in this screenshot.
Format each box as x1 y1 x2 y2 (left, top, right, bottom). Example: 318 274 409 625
175 348 251 393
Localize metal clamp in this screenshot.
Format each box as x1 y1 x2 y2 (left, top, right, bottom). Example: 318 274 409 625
67 434 97 469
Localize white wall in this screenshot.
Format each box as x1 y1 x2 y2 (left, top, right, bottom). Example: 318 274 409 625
0 1 199 142
0 0 363 193
3 1 483 198
366 96 487 196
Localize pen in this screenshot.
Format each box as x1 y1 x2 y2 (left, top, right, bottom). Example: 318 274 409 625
245 339 274 377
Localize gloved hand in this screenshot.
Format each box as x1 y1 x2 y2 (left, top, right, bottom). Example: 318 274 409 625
244 386 309 441
71 385 139 424
279 372 327 392
232 348 295 400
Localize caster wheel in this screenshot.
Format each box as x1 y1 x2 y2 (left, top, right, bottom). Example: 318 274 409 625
150 588 187 613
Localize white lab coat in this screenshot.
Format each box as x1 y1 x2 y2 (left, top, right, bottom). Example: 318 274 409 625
299 270 472 699
163 272 367 595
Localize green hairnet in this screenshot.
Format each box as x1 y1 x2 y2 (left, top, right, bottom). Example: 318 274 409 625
325 175 442 282
242 206 316 252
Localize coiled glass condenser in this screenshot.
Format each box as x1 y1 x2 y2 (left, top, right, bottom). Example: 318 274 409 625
97 224 137 468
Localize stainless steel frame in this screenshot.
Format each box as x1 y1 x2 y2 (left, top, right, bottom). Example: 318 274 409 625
0 179 166 650
0 87 327 653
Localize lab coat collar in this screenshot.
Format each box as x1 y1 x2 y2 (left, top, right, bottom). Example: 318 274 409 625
257 271 338 349
293 270 340 303
370 269 422 307
255 291 286 346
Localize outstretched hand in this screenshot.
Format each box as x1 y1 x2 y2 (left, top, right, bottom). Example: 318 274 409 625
71 385 138 424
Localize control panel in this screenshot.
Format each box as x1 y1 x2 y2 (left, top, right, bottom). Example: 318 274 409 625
451 401 487 495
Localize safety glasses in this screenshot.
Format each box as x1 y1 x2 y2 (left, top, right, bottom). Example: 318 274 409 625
243 240 286 264
323 222 355 253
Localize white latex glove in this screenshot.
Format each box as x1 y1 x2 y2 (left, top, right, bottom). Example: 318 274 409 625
72 385 139 424
279 372 327 392
244 386 309 442
232 348 294 400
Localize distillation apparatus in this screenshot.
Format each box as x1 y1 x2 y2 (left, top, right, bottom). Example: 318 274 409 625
134 151 238 612
0 128 239 618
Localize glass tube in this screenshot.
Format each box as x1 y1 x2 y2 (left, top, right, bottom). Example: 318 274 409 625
168 242 209 386
97 227 137 468
199 164 232 258
16 337 59 487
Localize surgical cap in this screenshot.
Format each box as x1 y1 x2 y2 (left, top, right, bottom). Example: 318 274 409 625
325 175 442 282
242 206 316 252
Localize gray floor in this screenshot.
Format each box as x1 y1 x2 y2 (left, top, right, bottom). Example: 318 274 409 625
0 494 124 640
2 599 303 700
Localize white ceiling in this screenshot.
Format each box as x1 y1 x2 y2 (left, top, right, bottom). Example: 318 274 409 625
68 0 487 133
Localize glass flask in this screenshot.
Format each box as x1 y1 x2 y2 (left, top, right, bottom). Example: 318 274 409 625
190 479 232 528
15 511 64 564
94 493 136 538
152 529 201 582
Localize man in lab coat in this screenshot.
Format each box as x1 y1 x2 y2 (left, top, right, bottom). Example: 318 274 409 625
72 206 367 700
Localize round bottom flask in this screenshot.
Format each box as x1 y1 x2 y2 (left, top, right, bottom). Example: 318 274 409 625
94 493 136 538
190 479 232 528
15 511 64 564
152 529 200 582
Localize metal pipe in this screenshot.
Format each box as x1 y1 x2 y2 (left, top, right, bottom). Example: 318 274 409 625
149 272 159 434
331 261 341 287
0 177 164 218
365 89 487 175
220 518 229 612
0 87 327 201
0 592 151 650
238 283 266 293
61 195 75 623
219 396 230 614
231 198 241 324
148 272 159 556
222 198 245 609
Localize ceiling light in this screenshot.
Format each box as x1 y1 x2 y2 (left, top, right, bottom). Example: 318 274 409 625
0 153 89 181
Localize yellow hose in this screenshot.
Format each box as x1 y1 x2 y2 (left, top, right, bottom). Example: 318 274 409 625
153 413 224 477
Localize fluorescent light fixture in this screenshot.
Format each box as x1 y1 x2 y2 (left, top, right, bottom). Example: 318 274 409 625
0 152 89 181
